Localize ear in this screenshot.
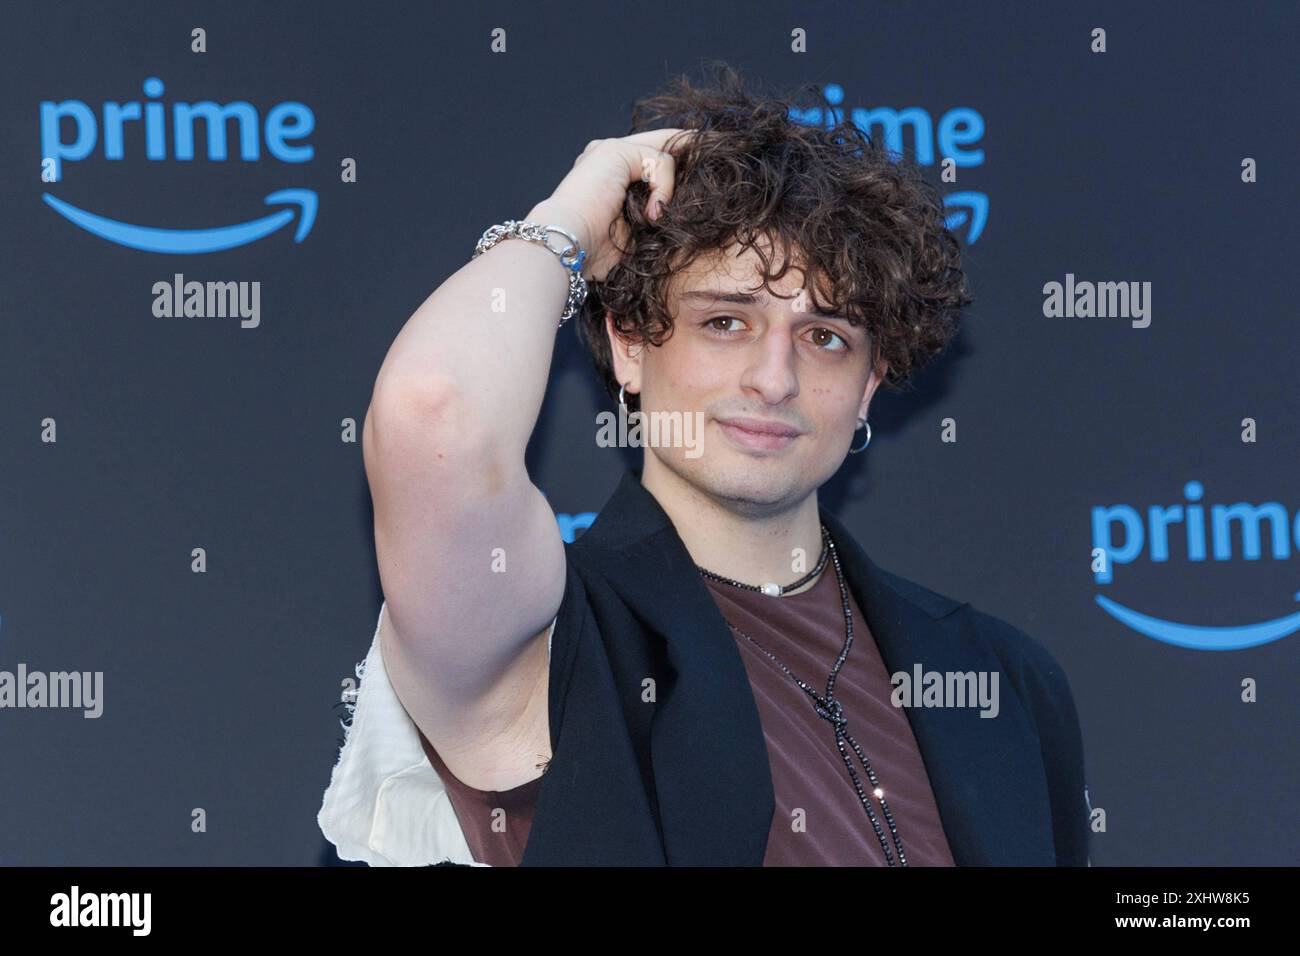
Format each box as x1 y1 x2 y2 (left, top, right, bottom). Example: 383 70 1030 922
858 358 889 421
605 311 644 397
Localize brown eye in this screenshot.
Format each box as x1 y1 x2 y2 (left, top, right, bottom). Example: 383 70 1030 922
809 327 848 351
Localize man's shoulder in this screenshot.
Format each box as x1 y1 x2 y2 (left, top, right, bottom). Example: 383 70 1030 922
875 561 1071 692
948 596 1080 731
964 603 1072 692
868 561 970 620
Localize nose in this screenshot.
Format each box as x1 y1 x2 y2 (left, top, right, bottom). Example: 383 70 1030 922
738 327 799 405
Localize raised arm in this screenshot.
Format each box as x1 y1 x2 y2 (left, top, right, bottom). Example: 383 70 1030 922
363 130 689 789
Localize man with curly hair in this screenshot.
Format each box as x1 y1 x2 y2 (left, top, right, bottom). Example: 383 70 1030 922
318 63 1091 867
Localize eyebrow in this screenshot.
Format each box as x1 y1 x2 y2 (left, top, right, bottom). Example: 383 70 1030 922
677 289 851 322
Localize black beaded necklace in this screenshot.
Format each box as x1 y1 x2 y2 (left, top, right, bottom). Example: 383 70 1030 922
695 524 909 866
697 529 831 597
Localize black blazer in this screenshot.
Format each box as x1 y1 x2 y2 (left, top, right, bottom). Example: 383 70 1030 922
514 468 1090 866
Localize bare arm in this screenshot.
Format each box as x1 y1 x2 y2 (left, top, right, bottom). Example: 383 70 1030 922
373 201 592 461
365 131 688 789
363 224 579 789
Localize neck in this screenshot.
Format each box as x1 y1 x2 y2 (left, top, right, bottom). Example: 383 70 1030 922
639 454 827 596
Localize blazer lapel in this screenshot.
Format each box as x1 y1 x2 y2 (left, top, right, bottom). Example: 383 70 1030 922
581 470 773 866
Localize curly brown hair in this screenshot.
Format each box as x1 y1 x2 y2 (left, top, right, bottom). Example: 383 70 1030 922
575 61 971 416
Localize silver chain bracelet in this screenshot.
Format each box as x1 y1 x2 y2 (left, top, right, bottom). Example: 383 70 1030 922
472 220 589 329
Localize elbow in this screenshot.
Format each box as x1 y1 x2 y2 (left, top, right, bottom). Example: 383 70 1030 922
364 373 507 495
367 371 477 459
371 370 463 429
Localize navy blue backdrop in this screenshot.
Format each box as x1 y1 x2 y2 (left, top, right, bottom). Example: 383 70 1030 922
1 0 1296 865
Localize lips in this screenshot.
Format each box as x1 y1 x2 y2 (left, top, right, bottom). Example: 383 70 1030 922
716 417 801 451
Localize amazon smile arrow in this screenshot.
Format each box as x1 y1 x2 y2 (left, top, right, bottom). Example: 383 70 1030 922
41 188 318 254
1095 593 1300 651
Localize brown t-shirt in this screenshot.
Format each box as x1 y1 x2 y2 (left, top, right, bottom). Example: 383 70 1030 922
419 560 955 866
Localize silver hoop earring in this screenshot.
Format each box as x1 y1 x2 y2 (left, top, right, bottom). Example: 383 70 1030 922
848 418 872 454
618 382 627 406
